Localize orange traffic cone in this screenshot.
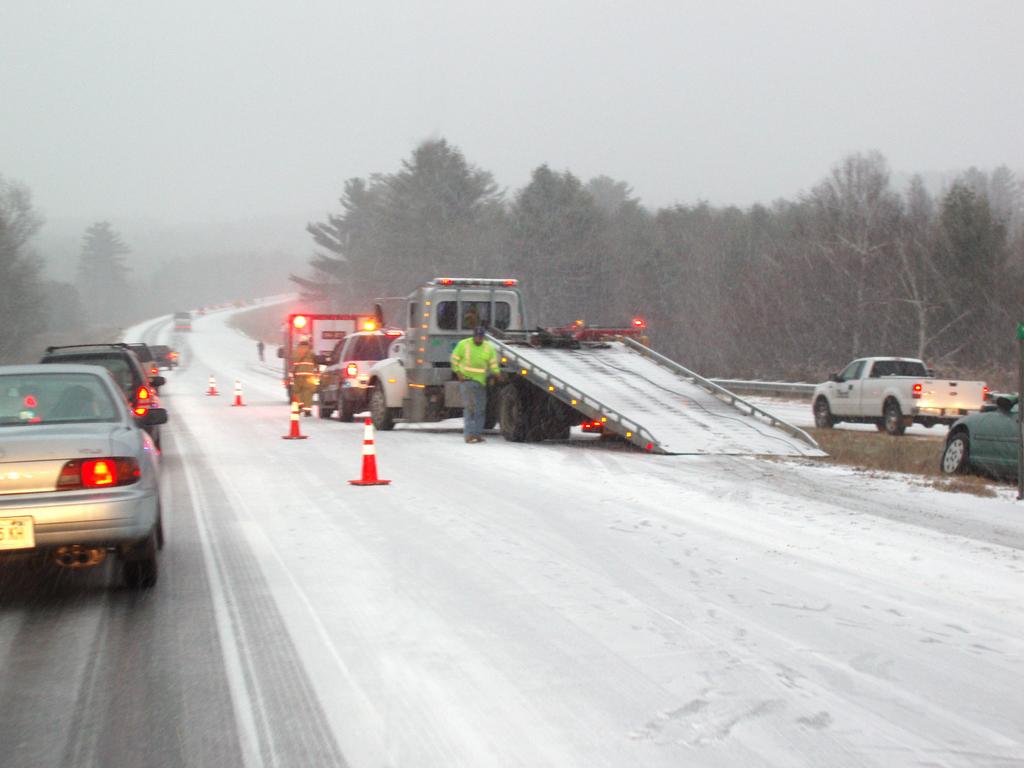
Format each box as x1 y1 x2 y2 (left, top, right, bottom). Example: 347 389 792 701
231 380 246 407
281 400 308 440
349 418 390 486
207 375 219 396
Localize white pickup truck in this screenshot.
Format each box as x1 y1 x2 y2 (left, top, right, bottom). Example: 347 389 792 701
812 357 988 435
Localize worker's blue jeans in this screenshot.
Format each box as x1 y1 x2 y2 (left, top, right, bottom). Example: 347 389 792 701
461 380 487 437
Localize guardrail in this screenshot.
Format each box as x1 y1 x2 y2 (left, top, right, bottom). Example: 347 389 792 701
707 379 816 399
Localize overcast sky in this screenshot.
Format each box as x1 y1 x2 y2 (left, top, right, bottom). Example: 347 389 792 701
2 0 1021 230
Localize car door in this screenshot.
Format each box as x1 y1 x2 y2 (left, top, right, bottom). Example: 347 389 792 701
973 404 1019 476
831 360 865 416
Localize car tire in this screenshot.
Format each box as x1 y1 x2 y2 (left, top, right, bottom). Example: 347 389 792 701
370 386 395 431
941 432 970 475
318 395 334 419
883 398 906 436
122 529 158 589
339 399 355 422
813 397 834 429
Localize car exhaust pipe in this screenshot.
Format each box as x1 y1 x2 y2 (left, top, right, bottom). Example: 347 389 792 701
53 545 107 569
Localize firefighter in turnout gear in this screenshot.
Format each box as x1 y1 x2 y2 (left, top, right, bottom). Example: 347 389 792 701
450 326 500 443
290 339 318 416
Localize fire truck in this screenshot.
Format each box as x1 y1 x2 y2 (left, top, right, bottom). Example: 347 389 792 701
363 278 822 456
277 311 381 400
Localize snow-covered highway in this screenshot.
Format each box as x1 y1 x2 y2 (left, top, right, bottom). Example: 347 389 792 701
2 306 1023 768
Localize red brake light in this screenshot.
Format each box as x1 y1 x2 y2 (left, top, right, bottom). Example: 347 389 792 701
150 366 159 376
345 363 359 378
293 314 308 329
632 317 646 329
983 385 991 397
439 278 453 286
137 386 150 402
913 383 922 393
502 279 518 286
58 458 140 491
83 459 116 487
23 395 37 408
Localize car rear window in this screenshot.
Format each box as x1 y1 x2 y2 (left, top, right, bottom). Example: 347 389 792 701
349 336 390 361
0 372 119 426
436 301 511 330
870 360 928 377
42 354 139 395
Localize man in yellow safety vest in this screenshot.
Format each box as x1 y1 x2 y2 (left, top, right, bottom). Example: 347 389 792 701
450 326 499 443
290 339 318 416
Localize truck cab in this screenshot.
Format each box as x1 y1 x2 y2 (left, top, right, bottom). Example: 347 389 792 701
367 278 526 428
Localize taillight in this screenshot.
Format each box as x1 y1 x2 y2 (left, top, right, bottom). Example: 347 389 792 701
150 366 159 376
134 386 151 416
912 382 922 399
983 385 991 399
345 363 359 378
56 458 141 491
632 317 646 329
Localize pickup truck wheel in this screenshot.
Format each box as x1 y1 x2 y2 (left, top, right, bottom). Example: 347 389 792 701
370 386 395 431
339 399 355 423
318 393 335 419
813 397 834 429
941 432 970 474
883 399 906 435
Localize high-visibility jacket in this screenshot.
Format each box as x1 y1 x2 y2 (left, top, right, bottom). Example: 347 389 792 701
291 348 318 380
450 337 499 385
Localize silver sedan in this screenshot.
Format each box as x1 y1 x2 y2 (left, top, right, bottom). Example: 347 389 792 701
0 364 166 588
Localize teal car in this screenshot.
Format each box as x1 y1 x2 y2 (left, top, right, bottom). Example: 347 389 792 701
941 395 1019 479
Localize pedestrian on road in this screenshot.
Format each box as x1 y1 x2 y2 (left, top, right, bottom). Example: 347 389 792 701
450 325 499 443
257 340 265 362
290 339 318 416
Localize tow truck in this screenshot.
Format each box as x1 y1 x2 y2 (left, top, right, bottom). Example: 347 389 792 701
365 278 822 456
276 311 381 400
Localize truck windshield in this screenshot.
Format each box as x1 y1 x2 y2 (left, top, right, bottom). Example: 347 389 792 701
870 360 928 377
437 301 511 331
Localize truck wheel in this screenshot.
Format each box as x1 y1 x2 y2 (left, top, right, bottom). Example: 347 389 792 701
499 384 529 442
813 397 834 429
941 431 970 474
370 386 395 431
883 399 906 435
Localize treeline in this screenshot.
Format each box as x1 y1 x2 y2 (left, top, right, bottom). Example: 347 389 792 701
0 174 302 363
301 141 1024 380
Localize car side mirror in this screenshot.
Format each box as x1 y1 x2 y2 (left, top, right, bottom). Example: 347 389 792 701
276 347 284 358
829 373 841 383
996 396 1014 414
142 407 168 425
150 375 166 388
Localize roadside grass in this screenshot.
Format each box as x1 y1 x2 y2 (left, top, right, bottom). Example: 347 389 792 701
806 428 1000 497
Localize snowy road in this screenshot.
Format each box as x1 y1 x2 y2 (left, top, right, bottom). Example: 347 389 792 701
2 307 1023 767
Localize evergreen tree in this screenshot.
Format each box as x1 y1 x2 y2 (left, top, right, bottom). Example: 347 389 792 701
77 222 132 324
0 176 45 362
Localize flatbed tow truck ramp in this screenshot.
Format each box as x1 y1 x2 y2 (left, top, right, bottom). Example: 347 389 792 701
494 336 824 457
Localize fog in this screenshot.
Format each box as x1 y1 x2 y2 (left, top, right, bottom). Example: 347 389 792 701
4 1 1021 223
1 0 1022 368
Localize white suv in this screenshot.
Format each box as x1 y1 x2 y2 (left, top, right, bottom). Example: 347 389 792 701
318 330 402 421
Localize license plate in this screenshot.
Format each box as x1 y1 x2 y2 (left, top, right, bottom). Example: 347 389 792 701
0 517 34 550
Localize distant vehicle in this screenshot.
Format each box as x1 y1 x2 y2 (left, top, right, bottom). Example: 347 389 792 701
317 329 403 421
150 344 178 370
0 364 166 588
173 311 192 332
39 344 165 448
812 357 988 435
942 395 1019 480
124 342 161 382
